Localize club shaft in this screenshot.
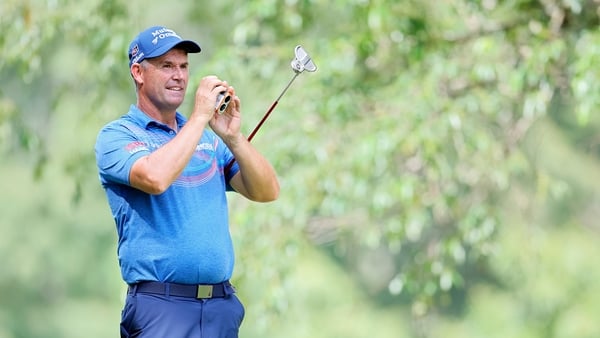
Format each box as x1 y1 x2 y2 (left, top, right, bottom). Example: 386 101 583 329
223 100 279 174
275 73 300 102
224 73 301 174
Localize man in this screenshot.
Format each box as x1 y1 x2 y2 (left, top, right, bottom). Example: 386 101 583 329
95 26 280 338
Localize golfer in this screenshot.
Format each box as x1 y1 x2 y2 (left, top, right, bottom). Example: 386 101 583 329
95 25 280 337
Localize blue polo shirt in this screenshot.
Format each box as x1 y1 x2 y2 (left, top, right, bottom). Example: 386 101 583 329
95 105 240 284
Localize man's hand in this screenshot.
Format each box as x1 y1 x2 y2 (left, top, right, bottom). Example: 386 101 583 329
190 75 230 125
209 86 243 145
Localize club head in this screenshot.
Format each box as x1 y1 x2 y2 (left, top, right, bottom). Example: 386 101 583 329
291 45 317 74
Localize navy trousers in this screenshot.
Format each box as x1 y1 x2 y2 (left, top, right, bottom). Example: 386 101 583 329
120 284 245 338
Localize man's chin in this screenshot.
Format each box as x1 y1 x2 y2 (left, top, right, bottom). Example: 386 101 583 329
166 97 185 109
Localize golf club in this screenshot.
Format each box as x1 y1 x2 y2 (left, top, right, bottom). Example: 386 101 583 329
224 45 317 174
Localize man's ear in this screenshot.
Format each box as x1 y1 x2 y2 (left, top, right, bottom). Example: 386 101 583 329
130 63 143 85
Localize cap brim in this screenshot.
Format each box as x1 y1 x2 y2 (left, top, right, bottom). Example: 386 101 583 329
145 40 202 60
174 40 201 53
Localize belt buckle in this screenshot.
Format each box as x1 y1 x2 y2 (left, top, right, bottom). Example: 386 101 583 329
196 285 213 299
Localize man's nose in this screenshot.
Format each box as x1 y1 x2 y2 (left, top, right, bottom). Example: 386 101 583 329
173 66 185 79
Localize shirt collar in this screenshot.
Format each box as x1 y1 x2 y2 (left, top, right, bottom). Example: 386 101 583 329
127 104 187 130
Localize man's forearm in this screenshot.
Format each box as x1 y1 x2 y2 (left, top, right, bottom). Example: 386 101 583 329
130 115 209 194
228 136 280 202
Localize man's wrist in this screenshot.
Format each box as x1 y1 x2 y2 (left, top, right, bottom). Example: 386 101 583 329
188 110 211 128
225 133 246 150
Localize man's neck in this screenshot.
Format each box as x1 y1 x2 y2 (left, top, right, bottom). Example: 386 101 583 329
137 100 178 128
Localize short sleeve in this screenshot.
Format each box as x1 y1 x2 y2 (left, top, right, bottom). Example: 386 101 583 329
211 132 239 191
95 121 151 186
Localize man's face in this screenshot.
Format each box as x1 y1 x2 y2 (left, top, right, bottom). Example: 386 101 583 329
139 48 189 112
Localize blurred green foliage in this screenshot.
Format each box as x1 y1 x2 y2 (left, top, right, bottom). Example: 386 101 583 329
1 0 600 337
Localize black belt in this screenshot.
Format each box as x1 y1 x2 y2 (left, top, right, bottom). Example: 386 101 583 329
128 280 233 299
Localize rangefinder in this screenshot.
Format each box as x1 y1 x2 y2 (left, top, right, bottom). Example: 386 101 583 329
215 92 231 114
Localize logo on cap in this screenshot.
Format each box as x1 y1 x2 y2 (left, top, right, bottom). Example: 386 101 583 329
150 28 181 45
